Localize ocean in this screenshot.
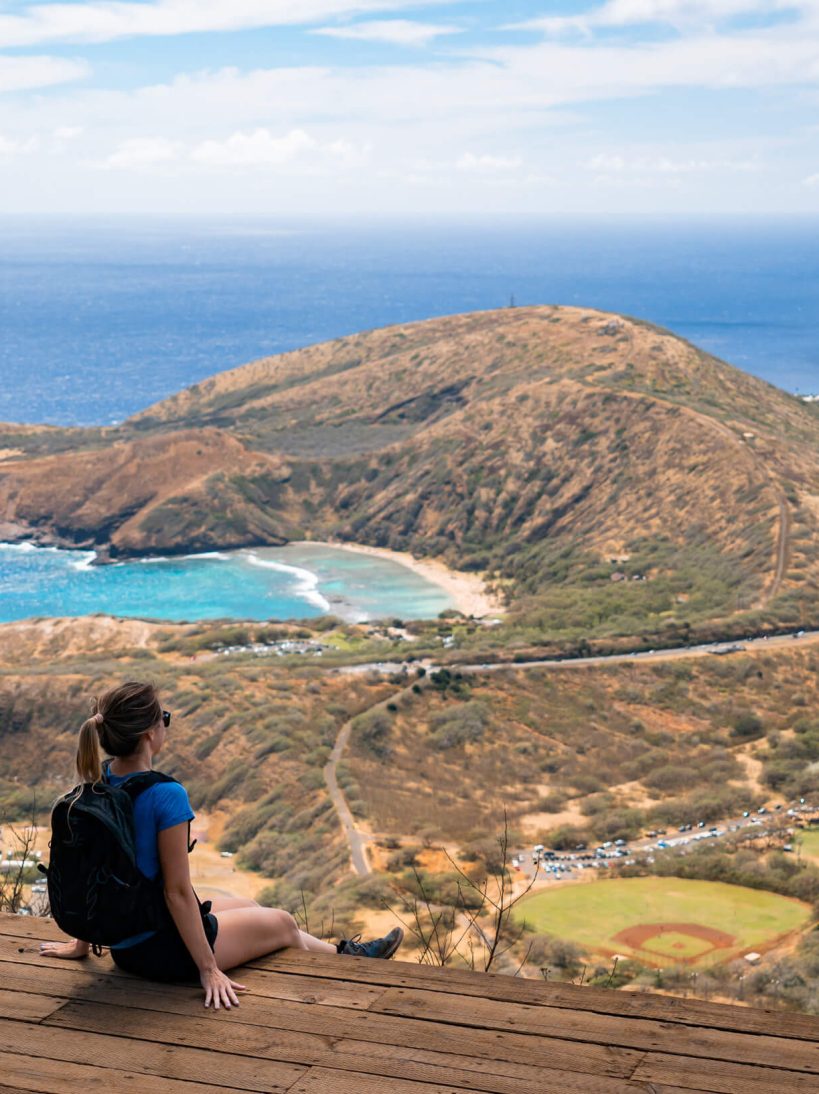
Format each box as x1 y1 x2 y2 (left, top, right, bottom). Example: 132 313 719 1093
1 217 818 428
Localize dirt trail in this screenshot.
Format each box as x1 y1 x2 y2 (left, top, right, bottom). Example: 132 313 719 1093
324 682 418 877
323 715 373 876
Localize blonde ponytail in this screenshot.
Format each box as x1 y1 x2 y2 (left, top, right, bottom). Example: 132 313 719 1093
76 717 103 784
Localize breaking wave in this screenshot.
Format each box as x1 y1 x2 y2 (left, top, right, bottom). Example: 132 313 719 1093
243 551 331 612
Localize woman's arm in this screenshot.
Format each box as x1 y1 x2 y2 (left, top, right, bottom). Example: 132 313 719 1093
158 821 244 1009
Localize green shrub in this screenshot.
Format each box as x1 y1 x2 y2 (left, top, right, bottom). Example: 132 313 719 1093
353 709 393 759
732 711 764 739
428 702 490 750
538 792 568 813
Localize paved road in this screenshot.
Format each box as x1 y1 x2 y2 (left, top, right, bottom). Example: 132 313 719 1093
341 629 819 679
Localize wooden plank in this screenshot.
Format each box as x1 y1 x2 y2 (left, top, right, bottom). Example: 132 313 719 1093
0 989 67 1023
76 986 643 1074
47 1001 544 1094
0 1052 261 1094
0 949 386 1013
5 913 815 1091
0 918 63 942
214 967 386 1010
325 1041 660 1094
372 988 819 1075
288 1067 702 1094
287 1068 484 1094
0 934 385 1012
0 958 111 997
0 935 112 962
47 996 643 1079
0 1020 305 1094
43 1002 586 1094
0 937 124 979
6 916 816 1046
259 950 819 1043
632 1051 819 1094
42 998 642 1094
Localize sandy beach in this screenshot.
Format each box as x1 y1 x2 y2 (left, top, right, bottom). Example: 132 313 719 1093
292 540 504 619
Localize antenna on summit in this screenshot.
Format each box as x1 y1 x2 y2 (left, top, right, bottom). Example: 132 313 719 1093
509 293 516 308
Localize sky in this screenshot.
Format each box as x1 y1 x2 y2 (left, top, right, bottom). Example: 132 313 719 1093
1 0 818 216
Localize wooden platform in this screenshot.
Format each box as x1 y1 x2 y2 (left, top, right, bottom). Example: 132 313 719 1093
1 913 817 1093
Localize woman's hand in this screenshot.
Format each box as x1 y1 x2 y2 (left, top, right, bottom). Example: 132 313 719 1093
200 965 246 1010
39 938 90 960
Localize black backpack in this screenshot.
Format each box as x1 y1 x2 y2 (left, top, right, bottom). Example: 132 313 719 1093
41 762 187 952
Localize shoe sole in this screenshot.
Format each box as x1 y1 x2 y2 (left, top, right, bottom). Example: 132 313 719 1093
380 927 404 959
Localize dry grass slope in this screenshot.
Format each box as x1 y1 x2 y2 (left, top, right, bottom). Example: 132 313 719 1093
1 307 818 641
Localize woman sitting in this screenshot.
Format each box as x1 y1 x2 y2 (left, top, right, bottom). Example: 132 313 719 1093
39 681 402 1009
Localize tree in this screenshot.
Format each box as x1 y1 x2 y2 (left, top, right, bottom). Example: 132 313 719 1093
384 809 540 972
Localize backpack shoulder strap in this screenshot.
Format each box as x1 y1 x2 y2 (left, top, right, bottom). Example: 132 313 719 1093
120 770 177 797
101 760 177 801
107 765 196 855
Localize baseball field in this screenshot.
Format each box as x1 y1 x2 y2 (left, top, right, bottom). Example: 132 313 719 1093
517 876 812 967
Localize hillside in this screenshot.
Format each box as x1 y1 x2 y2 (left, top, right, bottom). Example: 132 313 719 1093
2 306 818 640
1 617 817 940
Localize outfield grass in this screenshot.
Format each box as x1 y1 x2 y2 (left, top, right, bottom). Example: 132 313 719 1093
517 877 811 967
798 828 819 862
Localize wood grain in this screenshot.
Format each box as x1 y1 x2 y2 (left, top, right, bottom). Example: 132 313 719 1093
1 913 816 1094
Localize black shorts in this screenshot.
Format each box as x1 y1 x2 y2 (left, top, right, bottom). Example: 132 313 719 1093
110 900 219 983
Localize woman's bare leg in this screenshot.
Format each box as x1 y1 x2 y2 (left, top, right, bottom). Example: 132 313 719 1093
208 895 258 913
298 930 336 953
212 906 336 970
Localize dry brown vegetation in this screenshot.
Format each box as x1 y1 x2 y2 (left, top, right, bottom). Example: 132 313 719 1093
345 641 819 849
2 307 818 643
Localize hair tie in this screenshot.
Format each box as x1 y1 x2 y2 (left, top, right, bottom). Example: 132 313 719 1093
94 712 104 725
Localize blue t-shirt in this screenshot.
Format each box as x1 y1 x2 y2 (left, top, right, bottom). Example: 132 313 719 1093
104 766 195 950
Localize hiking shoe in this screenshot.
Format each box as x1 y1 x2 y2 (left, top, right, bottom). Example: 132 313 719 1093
336 927 403 959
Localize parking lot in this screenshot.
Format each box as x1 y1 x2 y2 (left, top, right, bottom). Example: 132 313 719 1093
512 799 818 884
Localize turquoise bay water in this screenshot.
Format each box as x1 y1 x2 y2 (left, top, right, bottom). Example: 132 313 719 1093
0 542 454 624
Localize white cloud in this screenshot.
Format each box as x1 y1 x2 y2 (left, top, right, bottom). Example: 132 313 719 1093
0 133 39 156
53 125 84 140
0 1 452 47
802 172 819 186
104 137 180 168
313 19 460 46
191 128 317 166
0 2 817 213
588 152 762 173
513 0 799 36
103 127 368 170
457 152 522 172
0 55 89 92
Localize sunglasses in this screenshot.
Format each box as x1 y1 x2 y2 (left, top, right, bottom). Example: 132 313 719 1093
162 710 172 728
